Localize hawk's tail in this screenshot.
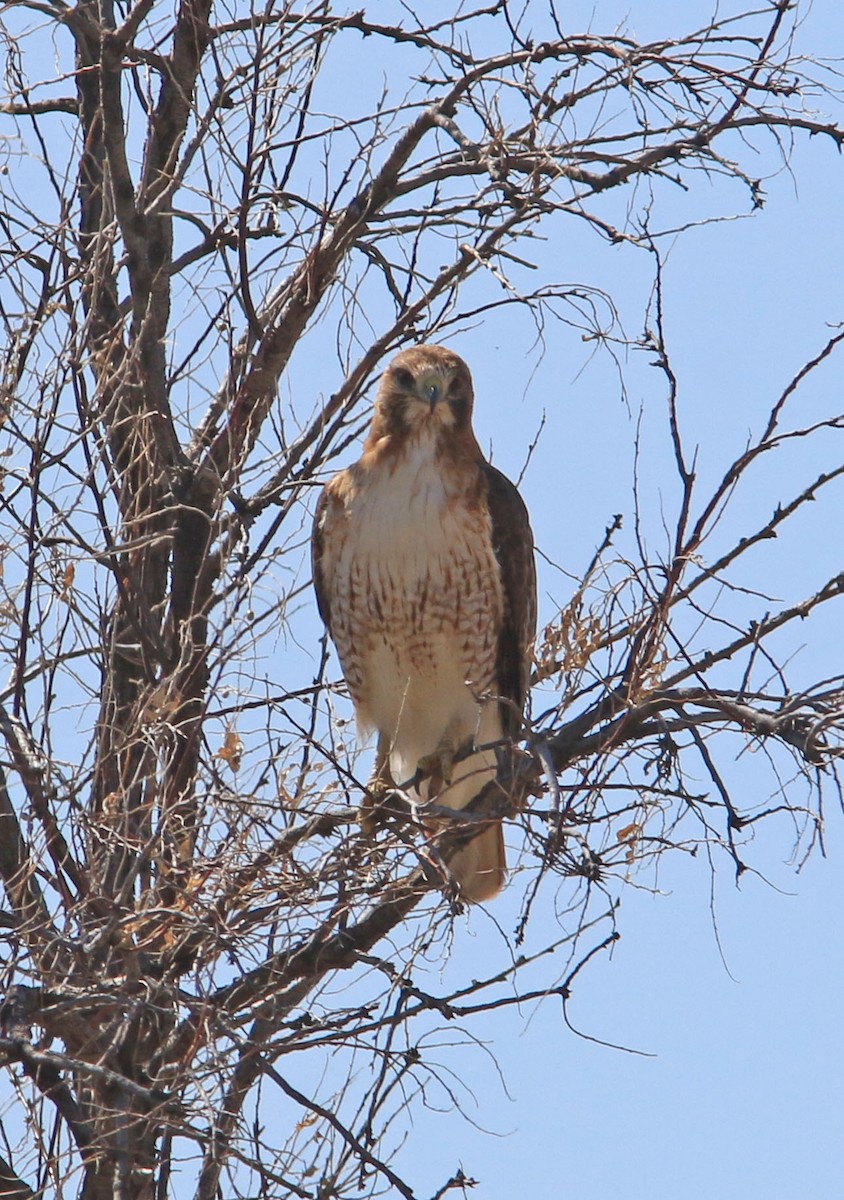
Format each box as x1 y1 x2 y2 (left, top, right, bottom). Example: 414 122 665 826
449 819 506 903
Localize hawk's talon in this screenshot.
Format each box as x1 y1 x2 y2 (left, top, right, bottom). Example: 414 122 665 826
416 735 475 795
415 746 455 791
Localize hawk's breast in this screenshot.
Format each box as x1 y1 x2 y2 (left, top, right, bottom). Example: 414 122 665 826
325 442 504 786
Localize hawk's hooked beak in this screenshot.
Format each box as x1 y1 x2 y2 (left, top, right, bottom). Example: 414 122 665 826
419 375 443 410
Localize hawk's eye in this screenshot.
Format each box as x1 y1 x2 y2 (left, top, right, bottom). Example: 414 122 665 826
393 368 415 390
449 392 468 423
447 378 462 396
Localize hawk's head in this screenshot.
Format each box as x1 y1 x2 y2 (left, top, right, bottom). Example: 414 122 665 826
367 345 476 446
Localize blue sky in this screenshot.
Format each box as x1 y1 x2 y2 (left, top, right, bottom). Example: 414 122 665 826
1 3 842 1197
332 3 844 1196
227 3 844 1194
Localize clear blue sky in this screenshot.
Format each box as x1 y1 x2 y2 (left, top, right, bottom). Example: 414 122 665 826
3 4 842 1197
312 3 844 1196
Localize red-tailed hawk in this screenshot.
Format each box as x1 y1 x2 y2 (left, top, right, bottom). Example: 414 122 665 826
312 345 536 902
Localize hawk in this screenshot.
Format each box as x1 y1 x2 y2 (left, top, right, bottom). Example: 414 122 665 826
312 345 536 902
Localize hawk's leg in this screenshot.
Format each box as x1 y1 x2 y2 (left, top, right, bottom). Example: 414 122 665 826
416 730 474 798
359 733 397 835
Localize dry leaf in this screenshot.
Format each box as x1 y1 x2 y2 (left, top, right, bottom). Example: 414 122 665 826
217 728 243 772
60 561 75 599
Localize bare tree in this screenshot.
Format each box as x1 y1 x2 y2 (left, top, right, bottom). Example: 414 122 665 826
0 1 842 1197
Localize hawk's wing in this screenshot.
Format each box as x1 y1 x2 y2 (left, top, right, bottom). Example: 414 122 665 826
311 483 335 632
482 463 537 738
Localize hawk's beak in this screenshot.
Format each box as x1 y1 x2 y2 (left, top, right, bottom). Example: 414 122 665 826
419 376 442 410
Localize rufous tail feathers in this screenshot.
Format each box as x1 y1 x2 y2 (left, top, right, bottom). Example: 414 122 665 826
448 820 506 903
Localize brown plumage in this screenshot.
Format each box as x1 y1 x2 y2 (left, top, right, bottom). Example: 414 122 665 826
312 345 536 902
